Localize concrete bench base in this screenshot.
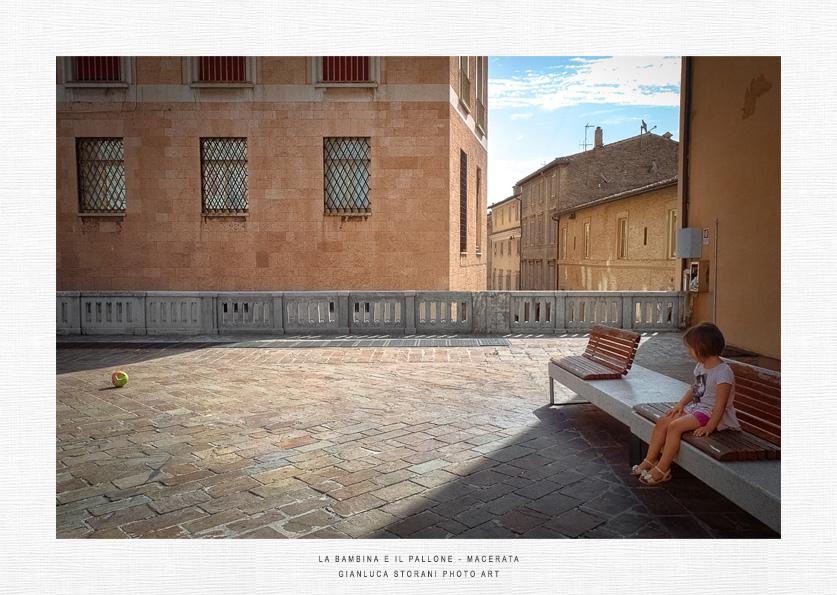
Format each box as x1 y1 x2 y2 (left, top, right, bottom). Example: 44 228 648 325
548 362 780 534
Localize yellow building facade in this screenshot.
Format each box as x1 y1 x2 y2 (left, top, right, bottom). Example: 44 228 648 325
557 180 679 290
487 195 521 289
679 56 780 365
57 56 488 292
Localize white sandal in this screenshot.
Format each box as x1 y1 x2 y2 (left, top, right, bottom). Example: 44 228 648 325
631 458 654 476
639 465 672 485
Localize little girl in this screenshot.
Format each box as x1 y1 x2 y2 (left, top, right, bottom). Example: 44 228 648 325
632 322 741 484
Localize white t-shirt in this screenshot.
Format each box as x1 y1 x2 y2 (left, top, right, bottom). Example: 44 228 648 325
684 362 741 431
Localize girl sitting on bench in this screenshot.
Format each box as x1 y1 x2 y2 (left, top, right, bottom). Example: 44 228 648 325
632 322 741 484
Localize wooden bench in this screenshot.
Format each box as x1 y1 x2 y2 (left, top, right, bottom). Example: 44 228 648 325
632 359 781 461
552 325 640 380
548 358 781 533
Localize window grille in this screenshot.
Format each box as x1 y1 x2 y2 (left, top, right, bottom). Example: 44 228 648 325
76 138 126 213
324 137 370 213
199 57 247 82
201 138 248 213
321 57 371 83
75 57 121 82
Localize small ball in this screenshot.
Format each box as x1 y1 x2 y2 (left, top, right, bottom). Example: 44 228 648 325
112 371 129 387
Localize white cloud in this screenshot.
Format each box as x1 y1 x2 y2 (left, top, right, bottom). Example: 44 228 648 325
487 158 545 205
510 113 534 121
490 56 681 111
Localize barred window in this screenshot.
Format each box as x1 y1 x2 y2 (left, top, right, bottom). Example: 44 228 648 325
321 57 371 83
201 138 248 213
74 57 122 82
76 138 126 213
324 137 370 214
199 57 247 83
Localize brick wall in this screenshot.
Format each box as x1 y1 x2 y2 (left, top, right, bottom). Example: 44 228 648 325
57 57 485 292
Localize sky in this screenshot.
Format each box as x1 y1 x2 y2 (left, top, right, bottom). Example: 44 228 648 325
487 56 682 206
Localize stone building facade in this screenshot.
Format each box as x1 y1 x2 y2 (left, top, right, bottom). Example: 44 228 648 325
515 129 679 290
57 56 488 292
487 195 521 290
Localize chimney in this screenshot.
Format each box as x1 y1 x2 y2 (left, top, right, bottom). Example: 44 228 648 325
594 126 603 148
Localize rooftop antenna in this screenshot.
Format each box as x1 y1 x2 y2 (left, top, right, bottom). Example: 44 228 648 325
641 120 657 135
579 123 595 151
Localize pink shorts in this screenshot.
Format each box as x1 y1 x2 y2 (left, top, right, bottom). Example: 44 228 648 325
691 411 710 427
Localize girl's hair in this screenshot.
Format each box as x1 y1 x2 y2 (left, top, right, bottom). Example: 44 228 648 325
683 322 725 360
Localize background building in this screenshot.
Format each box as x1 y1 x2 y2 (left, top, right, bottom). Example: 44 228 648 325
679 56 780 367
556 178 679 290
516 128 679 290
487 195 521 289
57 56 488 292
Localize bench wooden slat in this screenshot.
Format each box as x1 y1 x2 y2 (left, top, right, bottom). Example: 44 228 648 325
553 325 640 380
631 400 781 461
554 355 623 380
725 359 781 448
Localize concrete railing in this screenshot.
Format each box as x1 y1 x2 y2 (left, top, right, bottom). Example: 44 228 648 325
57 290 688 336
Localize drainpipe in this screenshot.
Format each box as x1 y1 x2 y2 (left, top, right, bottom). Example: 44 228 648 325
713 218 719 323
681 57 693 292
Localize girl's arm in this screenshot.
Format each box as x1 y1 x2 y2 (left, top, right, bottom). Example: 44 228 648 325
665 388 693 417
693 382 732 436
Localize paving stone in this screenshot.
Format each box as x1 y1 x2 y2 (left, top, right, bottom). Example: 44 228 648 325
387 511 447 537
371 469 415 488
410 469 457 489
513 479 561 500
333 509 399 538
369 480 425 502
233 526 287 539
379 494 437 518
581 490 642 518
183 509 246 535
149 489 212 514
280 495 336 518
497 508 550 534
330 492 387 517
525 491 583 517
543 508 606 537
226 511 287 534
122 507 208 537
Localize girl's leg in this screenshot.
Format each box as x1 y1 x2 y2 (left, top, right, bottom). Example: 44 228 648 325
645 415 702 481
637 413 682 474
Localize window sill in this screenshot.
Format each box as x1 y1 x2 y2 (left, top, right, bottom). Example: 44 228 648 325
203 212 249 219
190 82 254 89
315 82 378 88
77 212 125 219
65 82 129 89
459 99 471 115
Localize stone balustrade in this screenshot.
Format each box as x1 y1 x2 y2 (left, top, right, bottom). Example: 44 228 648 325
57 290 688 336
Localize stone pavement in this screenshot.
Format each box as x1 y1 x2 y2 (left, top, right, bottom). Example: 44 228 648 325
56 332 778 539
